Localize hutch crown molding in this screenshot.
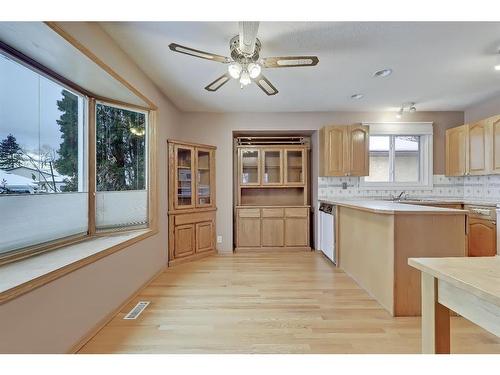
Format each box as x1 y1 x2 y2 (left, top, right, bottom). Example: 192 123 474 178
168 139 217 266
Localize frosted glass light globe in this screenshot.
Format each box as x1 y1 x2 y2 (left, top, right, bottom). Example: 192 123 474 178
239 70 251 86
248 63 261 79
228 62 242 79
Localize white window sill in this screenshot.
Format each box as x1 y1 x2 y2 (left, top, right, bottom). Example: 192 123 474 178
0 229 153 304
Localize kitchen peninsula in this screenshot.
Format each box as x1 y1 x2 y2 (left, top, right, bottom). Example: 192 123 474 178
321 200 468 316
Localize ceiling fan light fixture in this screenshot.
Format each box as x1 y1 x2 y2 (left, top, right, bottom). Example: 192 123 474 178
239 70 251 86
228 62 242 79
396 107 404 119
248 62 262 79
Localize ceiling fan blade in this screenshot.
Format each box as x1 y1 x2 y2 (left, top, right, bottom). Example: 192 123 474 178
169 43 230 63
205 73 231 92
239 22 259 55
255 75 278 96
262 56 319 68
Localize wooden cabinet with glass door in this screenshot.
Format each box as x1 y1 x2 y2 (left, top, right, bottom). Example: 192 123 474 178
168 140 217 266
235 143 310 251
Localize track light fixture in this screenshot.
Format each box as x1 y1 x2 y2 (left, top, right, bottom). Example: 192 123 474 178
395 102 416 119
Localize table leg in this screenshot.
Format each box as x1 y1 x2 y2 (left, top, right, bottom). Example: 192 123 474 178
421 272 450 354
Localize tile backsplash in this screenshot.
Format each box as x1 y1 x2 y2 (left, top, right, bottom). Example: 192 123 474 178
318 174 500 203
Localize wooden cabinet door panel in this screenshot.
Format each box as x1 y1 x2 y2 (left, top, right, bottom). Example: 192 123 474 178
196 221 214 253
174 224 195 258
285 218 309 247
324 126 347 176
468 218 496 257
237 217 261 247
469 121 487 175
491 116 500 174
349 125 369 176
445 125 467 176
262 218 285 247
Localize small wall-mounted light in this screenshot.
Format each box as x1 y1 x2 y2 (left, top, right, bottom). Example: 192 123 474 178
396 102 416 119
495 50 500 71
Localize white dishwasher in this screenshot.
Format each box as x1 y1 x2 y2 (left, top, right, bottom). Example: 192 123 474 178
319 202 336 264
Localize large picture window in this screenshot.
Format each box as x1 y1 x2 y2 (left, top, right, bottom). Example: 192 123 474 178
0 46 153 263
95 102 148 230
360 122 433 190
0 52 87 254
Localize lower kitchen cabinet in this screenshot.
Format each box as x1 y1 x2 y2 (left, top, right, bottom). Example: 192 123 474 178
468 217 497 257
236 206 310 250
169 210 216 266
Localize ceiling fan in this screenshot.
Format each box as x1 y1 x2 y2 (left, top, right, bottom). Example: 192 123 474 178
168 22 319 96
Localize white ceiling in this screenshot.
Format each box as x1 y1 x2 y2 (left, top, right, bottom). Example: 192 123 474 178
100 22 500 113
0 22 149 107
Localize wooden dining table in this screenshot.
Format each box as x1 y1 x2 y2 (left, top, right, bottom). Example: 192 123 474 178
409 256 500 354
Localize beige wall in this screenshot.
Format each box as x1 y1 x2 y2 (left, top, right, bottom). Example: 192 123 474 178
0 22 180 353
0 22 466 353
465 92 500 123
177 111 464 252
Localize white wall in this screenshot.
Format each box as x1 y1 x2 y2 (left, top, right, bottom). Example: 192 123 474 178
0 22 181 353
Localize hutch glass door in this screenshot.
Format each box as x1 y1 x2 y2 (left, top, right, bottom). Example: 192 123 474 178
196 149 212 206
176 146 194 208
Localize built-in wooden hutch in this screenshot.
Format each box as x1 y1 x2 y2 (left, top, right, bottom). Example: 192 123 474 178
234 136 311 251
168 140 217 266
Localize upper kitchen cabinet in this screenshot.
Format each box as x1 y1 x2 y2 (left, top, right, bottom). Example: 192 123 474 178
489 115 500 174
445 119 493 176
445 124 468 176
319 124 369 177
468 120 490 175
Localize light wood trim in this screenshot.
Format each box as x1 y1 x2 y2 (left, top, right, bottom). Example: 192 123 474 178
88 98 97 236
167 138 217 150
148 110 158 232
173 211 216 226
44 22 158 110
285 207 309 218
69 264 165 353
0 229 157 305
421 273 451 354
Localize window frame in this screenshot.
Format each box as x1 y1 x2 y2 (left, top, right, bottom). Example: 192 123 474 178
0 44 158 266
359 122 434 190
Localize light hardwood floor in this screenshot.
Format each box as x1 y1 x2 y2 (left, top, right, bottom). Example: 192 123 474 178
78 251 500 354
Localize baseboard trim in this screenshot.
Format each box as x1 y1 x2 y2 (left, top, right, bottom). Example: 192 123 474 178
68 266 166 354
235 246 312 252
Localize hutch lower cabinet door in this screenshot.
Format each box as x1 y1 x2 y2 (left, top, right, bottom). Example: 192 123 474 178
174 224 196 258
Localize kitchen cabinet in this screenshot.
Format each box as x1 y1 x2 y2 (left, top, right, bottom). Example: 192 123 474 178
445 125 468 176
465 204 497 257
168 140 217 266
468 120 489 175
236 206 310 250
490 115 500 173
319 124 369 177
445 119 492 176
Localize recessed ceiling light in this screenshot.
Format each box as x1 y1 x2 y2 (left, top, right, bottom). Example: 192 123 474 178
373 68 393 78
351 93 364 100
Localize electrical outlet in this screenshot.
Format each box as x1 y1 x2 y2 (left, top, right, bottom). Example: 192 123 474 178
342 182 348 190
217 235 223 244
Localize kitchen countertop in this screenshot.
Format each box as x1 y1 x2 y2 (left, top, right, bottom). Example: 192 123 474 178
319 199 468 214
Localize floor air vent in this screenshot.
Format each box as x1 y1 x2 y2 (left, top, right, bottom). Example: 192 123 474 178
123 301 150 320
